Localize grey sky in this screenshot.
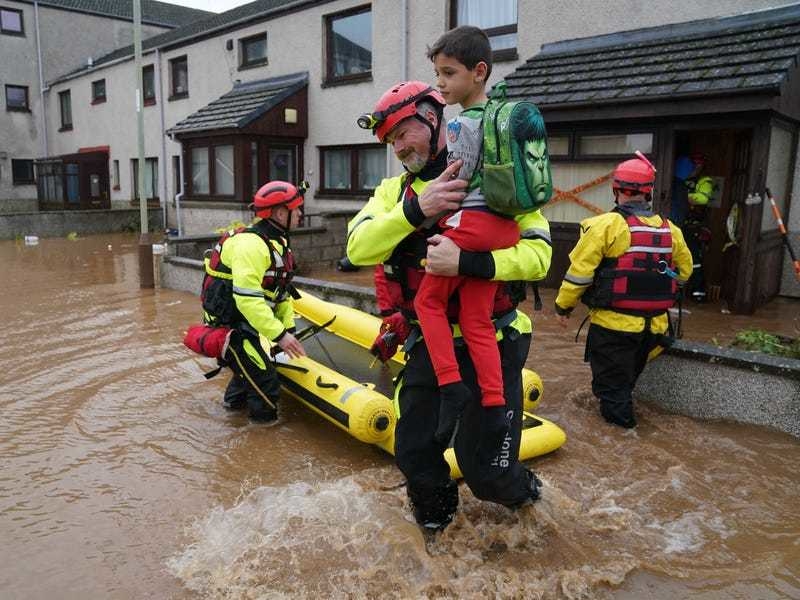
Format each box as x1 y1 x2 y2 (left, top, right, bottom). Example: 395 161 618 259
166 0 253 13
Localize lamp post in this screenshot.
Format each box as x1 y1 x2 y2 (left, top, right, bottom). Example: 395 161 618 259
134 0 154 287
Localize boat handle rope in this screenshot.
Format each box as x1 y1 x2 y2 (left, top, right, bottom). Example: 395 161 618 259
315 376 339 390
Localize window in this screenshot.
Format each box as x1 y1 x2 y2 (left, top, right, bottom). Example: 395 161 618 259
5 84 28 111
132 157 159 200
239 33 267 69
578 133 653 157
320 145 385 195
214 145 234 195
169 55 188 99
36 161 64 204
59 90 72 130
452 0 518 61
1 7 23 35
548 136 570 158
112 159 120 189
191 147 209 194
91 79 106 104
11 159 34 184
324 5 372 85
189 145 237 197
142 65 155 105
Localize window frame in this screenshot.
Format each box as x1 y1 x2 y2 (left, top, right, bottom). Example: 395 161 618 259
318 143 385 197
169 55 189 100
186 143 238 200
575 131 656 160
58 90 72 131
239 32 268 70
11 158 35 185
132 157 159 201
323 4 372 87
112 159 120 190
544 129 657 162
0 6 24 36
5 84 29 111
91 79 106 104
142 64 156 106
450 0 519 62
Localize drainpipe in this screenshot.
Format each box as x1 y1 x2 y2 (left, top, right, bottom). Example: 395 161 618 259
34 1 48 158
156 48 168 230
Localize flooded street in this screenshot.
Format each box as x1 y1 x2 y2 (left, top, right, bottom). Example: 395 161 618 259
1 233 798 599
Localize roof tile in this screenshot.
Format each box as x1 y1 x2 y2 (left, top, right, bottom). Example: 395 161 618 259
168 72 308 135
508 5 800 108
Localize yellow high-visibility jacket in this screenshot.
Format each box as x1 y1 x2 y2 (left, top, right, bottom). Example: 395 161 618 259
347 172 553 335
211 228 295 340
555 208 693 334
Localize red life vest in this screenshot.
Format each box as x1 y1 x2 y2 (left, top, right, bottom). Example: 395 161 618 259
584 212 677 316
381 176 517 321
201 224 295 324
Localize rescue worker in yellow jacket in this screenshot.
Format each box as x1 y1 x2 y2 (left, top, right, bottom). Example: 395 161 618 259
555 153 692 428
201 181 306 422
348 81 552 531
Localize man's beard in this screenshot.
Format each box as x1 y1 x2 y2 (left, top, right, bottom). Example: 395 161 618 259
401 151 428 173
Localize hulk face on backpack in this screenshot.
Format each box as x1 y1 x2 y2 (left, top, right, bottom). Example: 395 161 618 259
523 137 551 206
483 84 553 215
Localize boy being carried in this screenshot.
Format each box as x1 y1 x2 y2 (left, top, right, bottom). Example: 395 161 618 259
415 26 520 446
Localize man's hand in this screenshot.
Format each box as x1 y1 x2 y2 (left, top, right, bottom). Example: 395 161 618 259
424 235 460 276
277 332 306 359
417 160 467 218
556 314 570 329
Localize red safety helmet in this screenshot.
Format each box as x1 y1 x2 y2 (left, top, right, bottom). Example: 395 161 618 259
357 81 445 143
612 151 657 196
249 180 305 219
689 152 707 168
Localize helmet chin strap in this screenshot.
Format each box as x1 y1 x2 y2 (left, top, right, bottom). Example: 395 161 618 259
267 213 290 233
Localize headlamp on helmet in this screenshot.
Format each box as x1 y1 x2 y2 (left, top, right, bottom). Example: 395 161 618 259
357 81 445 144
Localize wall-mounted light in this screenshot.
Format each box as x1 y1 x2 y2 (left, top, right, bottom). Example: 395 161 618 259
284 108 297 124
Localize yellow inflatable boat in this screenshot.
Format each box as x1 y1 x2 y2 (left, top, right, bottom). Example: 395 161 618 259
270 291 565 478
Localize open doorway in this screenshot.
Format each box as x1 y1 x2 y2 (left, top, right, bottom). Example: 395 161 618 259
670 129 751 308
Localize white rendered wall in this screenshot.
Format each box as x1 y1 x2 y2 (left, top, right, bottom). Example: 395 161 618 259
39 0 798 223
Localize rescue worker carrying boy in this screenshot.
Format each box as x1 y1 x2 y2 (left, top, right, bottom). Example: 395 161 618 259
554 153 693 428
348 79 552 531
199 181 307 422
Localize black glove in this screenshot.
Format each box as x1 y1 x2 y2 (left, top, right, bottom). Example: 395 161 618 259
435 382 472 446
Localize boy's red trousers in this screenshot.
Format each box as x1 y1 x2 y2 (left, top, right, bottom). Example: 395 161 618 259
413 208 519 407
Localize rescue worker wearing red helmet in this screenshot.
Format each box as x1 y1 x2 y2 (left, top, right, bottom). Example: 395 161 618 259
555 153 693 428
200 180 307 422
347 80 552 531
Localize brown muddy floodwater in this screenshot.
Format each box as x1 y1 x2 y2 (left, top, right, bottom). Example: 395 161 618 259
1 233 798 600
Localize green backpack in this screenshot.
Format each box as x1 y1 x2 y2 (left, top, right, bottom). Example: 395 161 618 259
481 81 553 215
